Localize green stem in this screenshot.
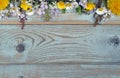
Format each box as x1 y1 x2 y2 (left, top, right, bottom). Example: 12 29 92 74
44 9 51 21
103 0 108 8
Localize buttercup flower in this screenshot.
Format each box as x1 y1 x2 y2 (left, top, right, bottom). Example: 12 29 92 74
57 1 66 9
108 0 120 16
85 2 95 11
20 1 32 11
0 0 9 10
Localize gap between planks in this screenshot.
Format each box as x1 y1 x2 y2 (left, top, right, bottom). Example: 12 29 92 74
0 61 120 65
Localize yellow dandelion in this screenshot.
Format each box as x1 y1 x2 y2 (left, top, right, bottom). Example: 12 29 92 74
108 0 120 16
20 1 32 11
21 0 26 3
57 1 66 9
0 0 9 10
85 2 95 11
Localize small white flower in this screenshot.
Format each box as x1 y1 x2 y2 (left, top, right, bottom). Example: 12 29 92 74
66 2 73 9
37 8 45 16
96 7 107 15
10 3 14 7
102 10 111 21
72 2 79 8
65 2 74 13
26 9 35 16
20 14 25 18
11 7 20 16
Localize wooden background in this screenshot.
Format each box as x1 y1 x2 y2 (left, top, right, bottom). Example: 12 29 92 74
0 14 120 78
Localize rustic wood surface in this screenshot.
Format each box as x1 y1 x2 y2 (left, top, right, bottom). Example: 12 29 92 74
0 25 120 64
0 64 120 78
0 14 120 78
0 14 120 25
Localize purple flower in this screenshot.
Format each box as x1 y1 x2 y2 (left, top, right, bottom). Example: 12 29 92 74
51 8 60 16
37 8 45 16
79 0 87 8
41 2 48 9
37 2 49 16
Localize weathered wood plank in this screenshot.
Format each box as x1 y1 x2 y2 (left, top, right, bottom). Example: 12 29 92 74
0 21 91 25
0 64 120 78
0 14 120 25
0 20 120 25
0 25 120 64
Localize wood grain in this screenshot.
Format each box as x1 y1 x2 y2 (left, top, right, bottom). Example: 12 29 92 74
0 21 91 25
0 25 120 64
0 64 120 78
0 14 120 25
0 13 119 78
0 21 120 25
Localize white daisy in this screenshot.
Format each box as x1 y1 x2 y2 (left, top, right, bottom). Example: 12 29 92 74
96 7 107 15
26 9 35 16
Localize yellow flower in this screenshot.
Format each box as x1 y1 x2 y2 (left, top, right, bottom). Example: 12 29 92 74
20 1 32 11
57 1 66 9
21 0 26 3
0 0 9 10
108 0 120 16
85 2 95 11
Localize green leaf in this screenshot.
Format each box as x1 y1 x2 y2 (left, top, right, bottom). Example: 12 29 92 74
76 6 82 15
88 0 92 2
62 9 66 14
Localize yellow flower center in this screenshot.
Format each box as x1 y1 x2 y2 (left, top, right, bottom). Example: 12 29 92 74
86 2 95 11
66 3 71 7
99 8 104 11
11 7 17 10
57 1 66 9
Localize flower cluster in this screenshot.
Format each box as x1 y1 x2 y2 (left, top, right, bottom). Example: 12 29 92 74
0 0 120 29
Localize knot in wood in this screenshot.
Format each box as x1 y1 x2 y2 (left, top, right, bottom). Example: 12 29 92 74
109 36 119 47
18 76 24 78
16 44 25 53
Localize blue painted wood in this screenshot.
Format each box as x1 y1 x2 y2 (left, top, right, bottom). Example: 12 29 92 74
0 14 120 25
0 25 119 64
0 64 120 78
0 14 120 78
